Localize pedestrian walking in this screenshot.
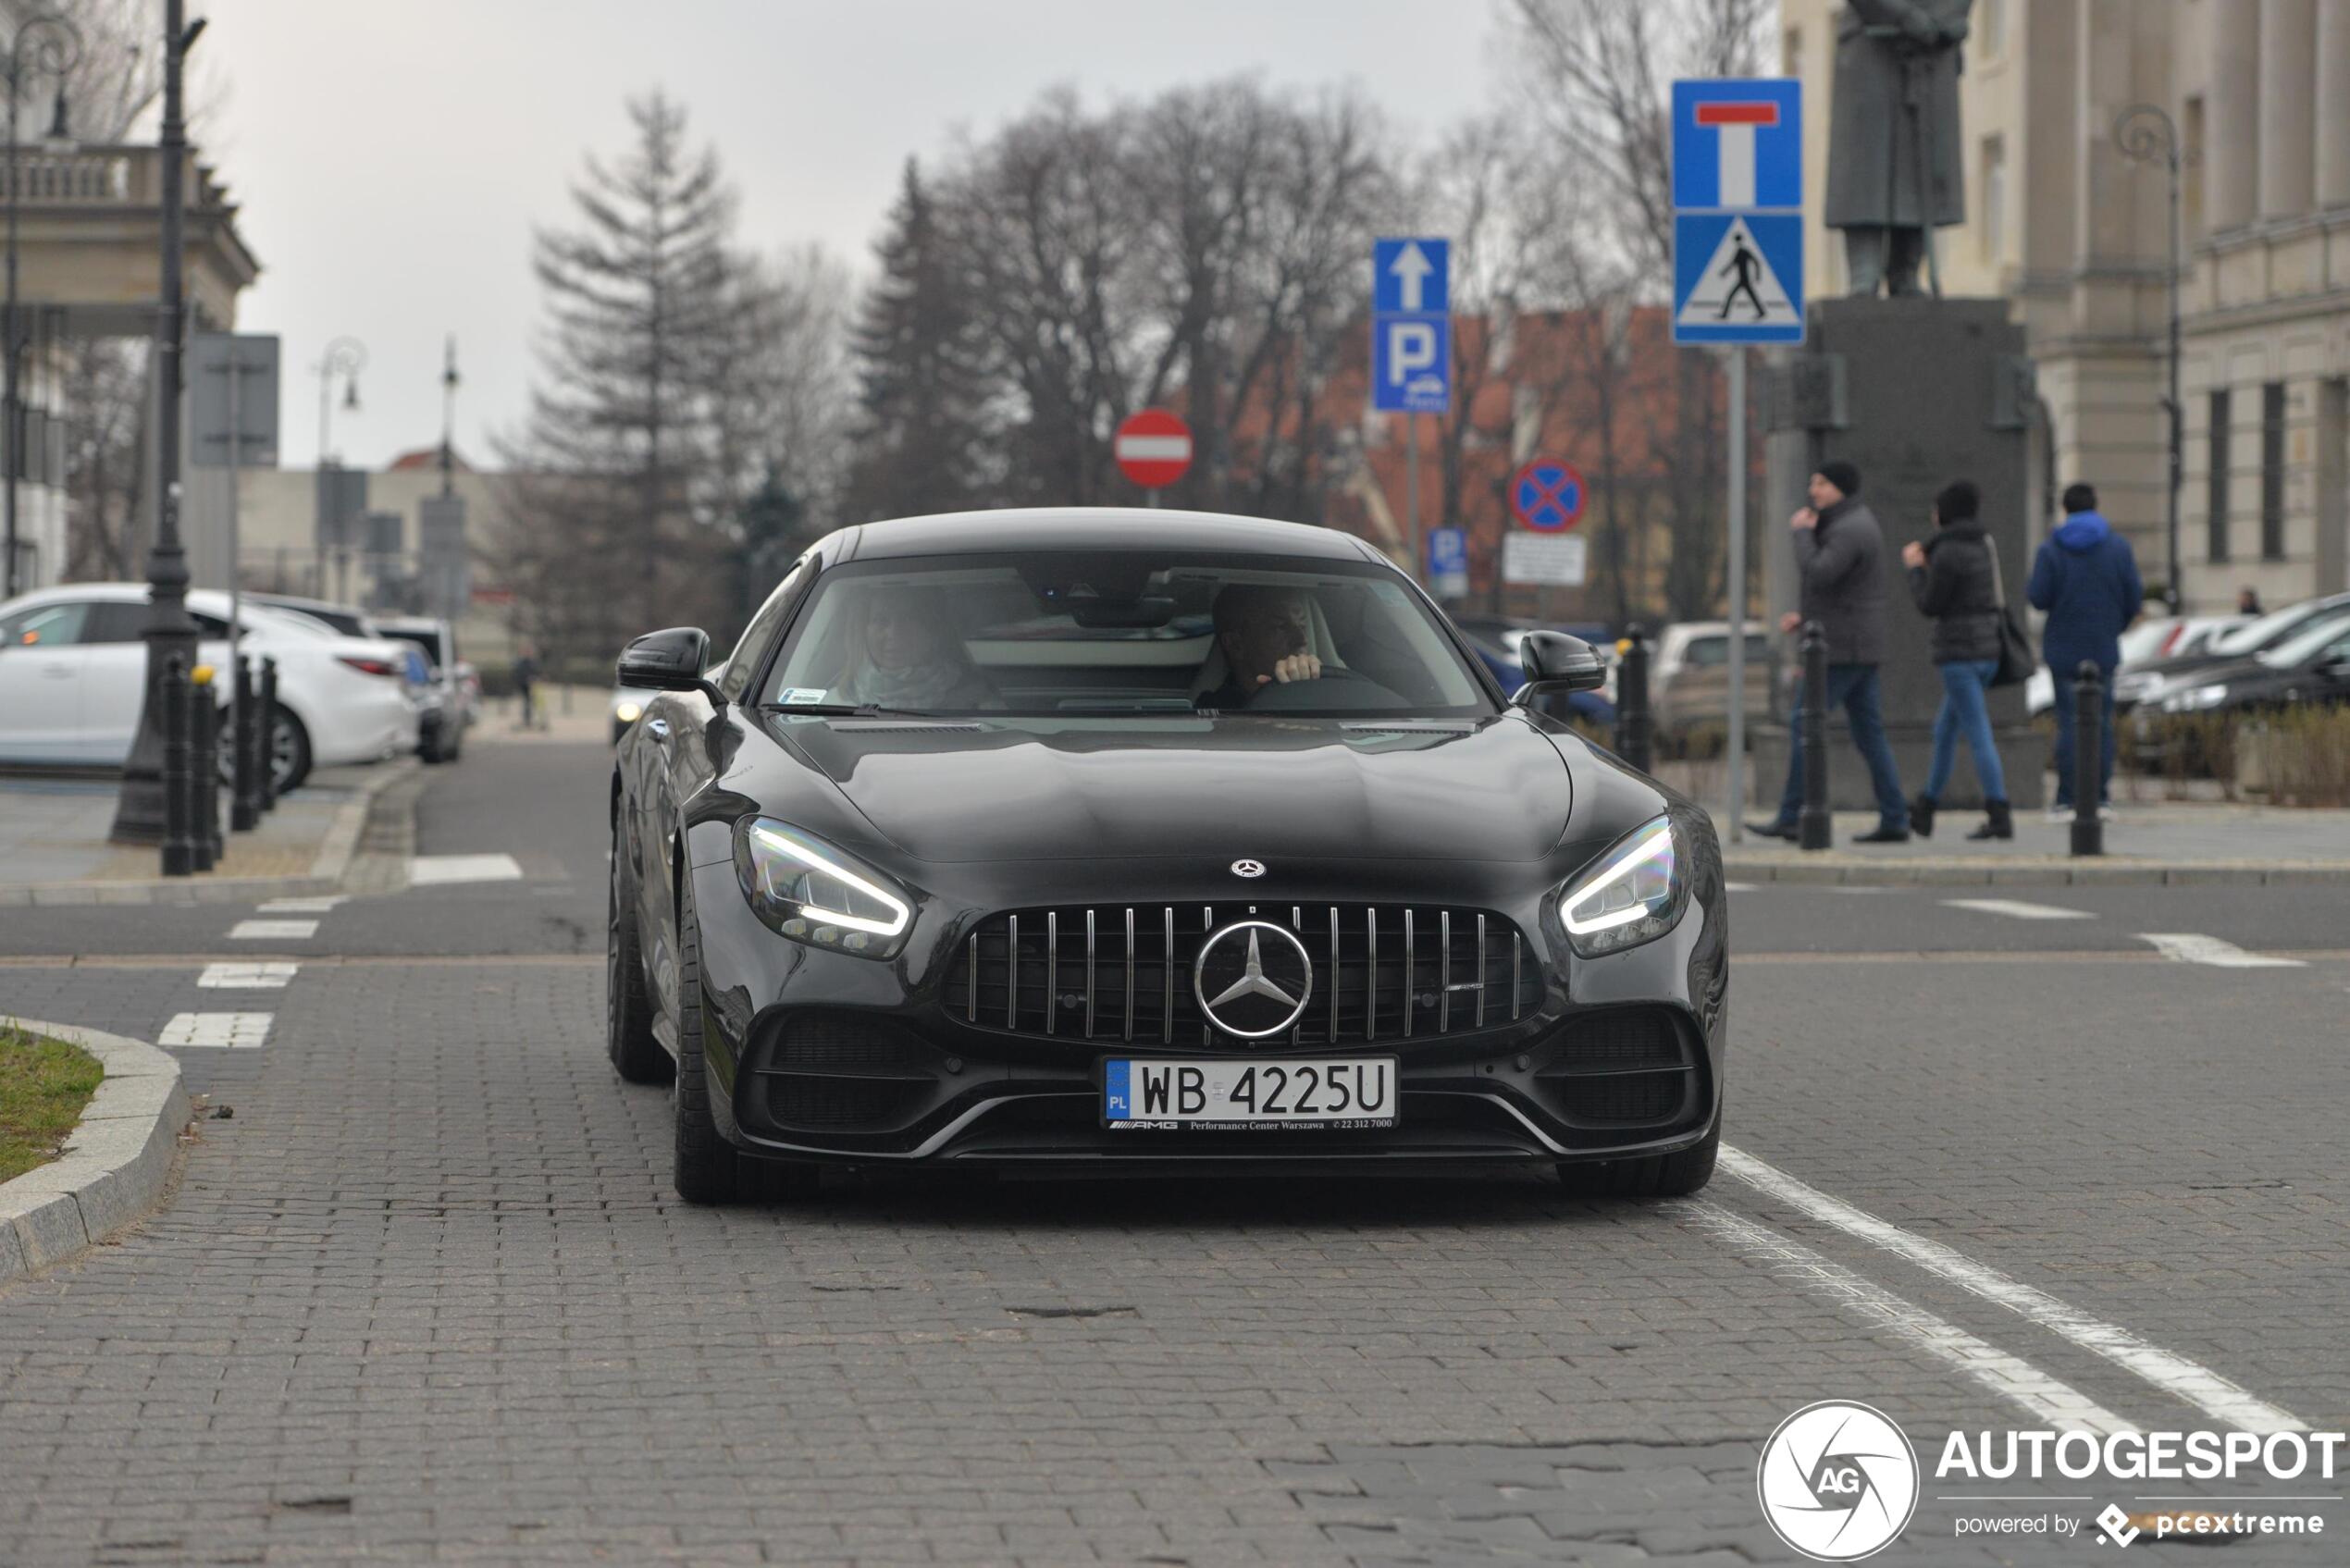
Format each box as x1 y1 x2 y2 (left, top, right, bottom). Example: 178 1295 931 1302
2028 483 2142 820
1746 461 1911 844
1899 479 2010 840
2237 586 2264 616
513 644 540 732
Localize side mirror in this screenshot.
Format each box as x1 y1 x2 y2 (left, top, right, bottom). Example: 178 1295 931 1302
616 626 722 705
1515 631 1608 698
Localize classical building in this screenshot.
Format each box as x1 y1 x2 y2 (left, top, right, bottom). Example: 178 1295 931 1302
1783 0 2350 612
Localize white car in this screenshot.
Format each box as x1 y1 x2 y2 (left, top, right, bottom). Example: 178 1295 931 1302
0 584 420 790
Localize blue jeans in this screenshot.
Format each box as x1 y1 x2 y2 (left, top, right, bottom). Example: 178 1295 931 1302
1926 660 2008 802
1775 663 1909 831
2051 662 2118 808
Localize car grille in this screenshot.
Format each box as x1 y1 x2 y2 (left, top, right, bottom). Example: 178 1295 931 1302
943 903 1543 1046
754 1013 934 1132
1533 1007 1697 1127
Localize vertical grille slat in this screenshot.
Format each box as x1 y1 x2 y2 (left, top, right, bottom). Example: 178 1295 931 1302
953 903 1533 1047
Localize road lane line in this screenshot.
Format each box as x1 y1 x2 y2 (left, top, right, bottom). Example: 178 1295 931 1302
1718 1145 2304 1432
197 962 299 989
159 1011 271 1048
407 853 524 885
227 920 317 941
1685 1202 2134 1433
1942 898 2094 920
2137 933 2307 969
1724 882 1759 893
256 896 346 914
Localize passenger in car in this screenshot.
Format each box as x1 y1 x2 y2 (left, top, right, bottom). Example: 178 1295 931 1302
1194 586 1326 710
830 585 1001 710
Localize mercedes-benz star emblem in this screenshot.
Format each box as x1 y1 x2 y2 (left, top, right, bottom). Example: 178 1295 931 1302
1230 858 1266 879
1193 920 1313 1039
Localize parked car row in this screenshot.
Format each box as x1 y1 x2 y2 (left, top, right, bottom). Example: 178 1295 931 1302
0 584 476 791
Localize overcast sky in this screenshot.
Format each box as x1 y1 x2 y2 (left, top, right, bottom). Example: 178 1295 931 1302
204 0 1504 472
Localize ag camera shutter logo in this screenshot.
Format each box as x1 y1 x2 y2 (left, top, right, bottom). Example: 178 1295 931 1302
1757 1401 1919 1561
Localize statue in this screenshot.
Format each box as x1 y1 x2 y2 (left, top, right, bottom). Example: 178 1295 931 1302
1824 0 1973 297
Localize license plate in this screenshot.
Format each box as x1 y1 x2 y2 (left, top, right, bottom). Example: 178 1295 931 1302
1103 1057 1398 1130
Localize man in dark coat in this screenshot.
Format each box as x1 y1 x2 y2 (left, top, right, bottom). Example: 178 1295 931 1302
1900 479 2011 840
2029 482 2143 818
1825 0 1972 295
1748 461 1911 843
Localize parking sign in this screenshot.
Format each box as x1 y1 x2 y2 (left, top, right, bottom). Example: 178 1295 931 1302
1372 238 1450 414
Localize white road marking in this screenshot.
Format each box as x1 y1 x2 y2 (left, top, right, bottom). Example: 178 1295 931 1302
257 895 346 915
228 919 318 941
1686 1202 2134 1433
2137 933 2306 969
408 853 524 885
1719 1145 2303 1432
1942 898 2093 920
197 962 299 989
1724 882 1758 893
159 1012 271 1048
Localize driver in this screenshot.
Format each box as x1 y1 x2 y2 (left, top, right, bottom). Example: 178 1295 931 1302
1195 586 1323 710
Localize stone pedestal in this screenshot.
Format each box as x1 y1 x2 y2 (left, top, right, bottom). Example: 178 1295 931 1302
1757 296 2044 811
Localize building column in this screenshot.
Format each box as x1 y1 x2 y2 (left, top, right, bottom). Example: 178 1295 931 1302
2208 2 2261 230
2259 0 2318 221
2318 2 2350 208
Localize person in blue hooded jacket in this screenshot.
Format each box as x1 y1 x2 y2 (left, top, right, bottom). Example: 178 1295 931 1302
2028 483 2143 817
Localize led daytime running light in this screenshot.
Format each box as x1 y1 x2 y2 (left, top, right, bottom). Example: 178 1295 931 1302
748 824 910 937
1563 819 1676 936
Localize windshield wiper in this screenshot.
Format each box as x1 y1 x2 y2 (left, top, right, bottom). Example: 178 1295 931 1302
759 701 939 720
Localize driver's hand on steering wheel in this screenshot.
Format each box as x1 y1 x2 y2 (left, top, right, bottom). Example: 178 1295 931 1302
1258 651 1323 685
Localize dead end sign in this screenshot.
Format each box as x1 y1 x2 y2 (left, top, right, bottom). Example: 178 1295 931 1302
1115 408 1194 489
1511 459 1585 533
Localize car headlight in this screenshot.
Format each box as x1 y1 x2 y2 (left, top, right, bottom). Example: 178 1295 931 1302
613 700 643 724
1559 814 1687 958
733 818 914 958
2159 684 2230 713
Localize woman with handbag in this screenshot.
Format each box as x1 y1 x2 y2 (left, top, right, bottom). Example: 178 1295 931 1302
1900 480 2015 840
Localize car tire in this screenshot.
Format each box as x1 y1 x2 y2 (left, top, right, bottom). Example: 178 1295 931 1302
1556 1115 1720 1199
671 870 742 1206
606 834 672 1085
271 710 314 793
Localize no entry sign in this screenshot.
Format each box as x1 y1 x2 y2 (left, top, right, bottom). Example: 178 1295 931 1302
1510 459 1585 533
1115 408 1194 490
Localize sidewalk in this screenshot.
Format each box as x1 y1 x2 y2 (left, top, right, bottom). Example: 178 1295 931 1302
1713 802 2350 885
0 759 415 907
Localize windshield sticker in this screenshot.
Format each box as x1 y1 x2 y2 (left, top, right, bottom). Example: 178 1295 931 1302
776 687 831 707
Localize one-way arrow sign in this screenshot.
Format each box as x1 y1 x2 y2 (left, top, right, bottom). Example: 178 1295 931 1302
1374 237 1448 315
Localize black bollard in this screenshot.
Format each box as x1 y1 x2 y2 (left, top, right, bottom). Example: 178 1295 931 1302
2071 660 2104 858
257 657 281 811
231 657 260 832
1614 623 1653 773
1798 620 1832 851
161 655 195 877
191 666 220 870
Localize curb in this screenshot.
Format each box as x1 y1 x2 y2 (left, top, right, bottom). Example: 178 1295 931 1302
1723 856 2350 887
0 1019 191 1286
0 757 419 908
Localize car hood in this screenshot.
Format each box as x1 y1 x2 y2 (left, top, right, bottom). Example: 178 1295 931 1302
770 712 1575 865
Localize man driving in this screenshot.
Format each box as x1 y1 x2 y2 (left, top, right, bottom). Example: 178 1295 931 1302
1194 585 1323 710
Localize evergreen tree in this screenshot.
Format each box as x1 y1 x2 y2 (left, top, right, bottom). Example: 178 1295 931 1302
844 159 993 521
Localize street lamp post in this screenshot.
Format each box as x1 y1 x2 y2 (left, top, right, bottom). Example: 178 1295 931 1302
106 0 204 845
314 336 364 601
2116 103 2184 614
3 9 80 599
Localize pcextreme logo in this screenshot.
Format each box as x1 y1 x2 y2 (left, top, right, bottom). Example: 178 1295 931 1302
1757 1401 1921 1562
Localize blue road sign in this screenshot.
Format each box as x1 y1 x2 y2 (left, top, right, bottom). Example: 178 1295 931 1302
1373 237 1450 413
1427 526 1468 596
1373 238 1449 314
1511 460 1585 533
1671 79 1803 347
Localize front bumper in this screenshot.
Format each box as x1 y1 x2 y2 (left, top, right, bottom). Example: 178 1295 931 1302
686 858 1726 1170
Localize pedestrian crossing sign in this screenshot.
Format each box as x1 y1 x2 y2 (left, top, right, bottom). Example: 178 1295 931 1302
1673 212 1804 345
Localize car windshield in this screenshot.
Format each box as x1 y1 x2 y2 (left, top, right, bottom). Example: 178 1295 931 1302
2257 611 2350 669
762 552 1493 719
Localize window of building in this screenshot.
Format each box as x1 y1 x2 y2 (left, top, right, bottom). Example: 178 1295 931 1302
2183 96 2206 245
1782 26 1801 75
2261 381 2287 562
1979 136 2007 265
2207 388 2232 562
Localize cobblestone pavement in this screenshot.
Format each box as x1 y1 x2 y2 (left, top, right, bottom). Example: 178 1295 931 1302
1 741 2343 1566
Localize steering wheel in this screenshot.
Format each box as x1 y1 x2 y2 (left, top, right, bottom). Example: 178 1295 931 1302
1234 666 1413 711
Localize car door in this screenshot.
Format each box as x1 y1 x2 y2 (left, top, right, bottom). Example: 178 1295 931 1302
0 600 93 760
72 601 172 764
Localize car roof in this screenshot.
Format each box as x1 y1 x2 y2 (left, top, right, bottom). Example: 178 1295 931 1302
826 508 1387 564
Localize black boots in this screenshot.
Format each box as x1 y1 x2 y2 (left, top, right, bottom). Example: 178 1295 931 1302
1910 795 1937 838
1966 799 2014 841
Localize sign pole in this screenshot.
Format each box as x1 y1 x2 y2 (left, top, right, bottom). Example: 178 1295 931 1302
1724 347 1747 844
1404 413 1421 585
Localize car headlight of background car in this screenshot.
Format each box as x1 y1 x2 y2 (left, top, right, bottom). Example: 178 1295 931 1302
613 699 643 725
733 818 915 958
1558 814 1688 958
2158 683 2231 713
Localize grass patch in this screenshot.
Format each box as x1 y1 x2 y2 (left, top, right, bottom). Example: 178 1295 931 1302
0 1023 104 1184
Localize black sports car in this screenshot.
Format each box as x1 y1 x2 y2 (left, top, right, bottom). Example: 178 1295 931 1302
608 510 1727 1204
